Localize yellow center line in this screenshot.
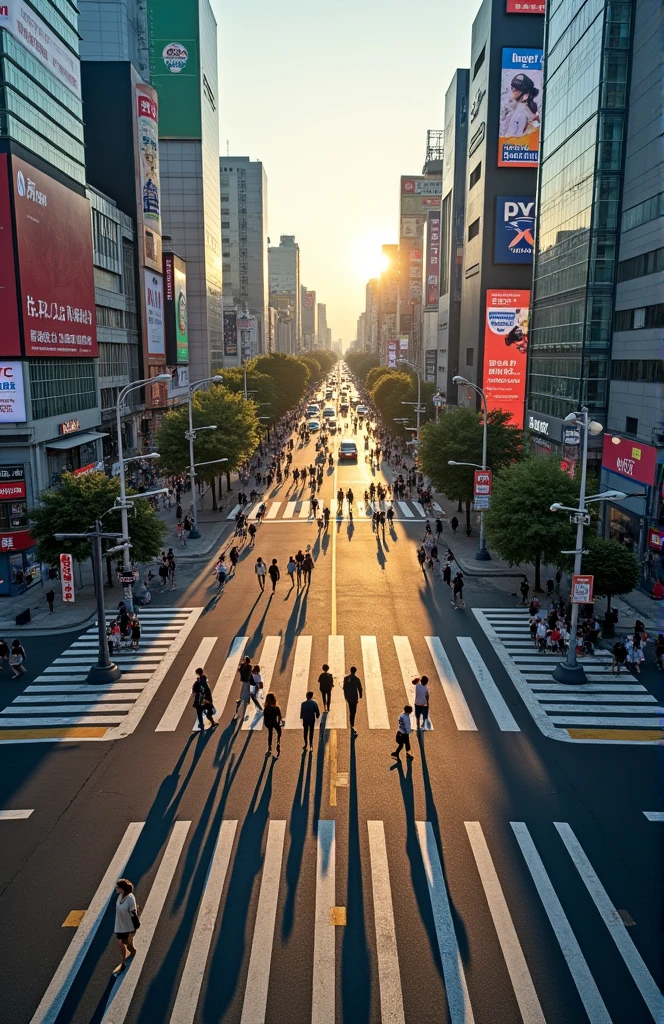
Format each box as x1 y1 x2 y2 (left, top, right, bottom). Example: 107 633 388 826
329 728 338 806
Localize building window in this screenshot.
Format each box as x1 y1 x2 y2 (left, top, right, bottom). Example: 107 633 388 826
221 221 230 229
469 163 481 189
468 218 480 241
617 247 664 282
614 304 664 331
94 267 121 292
625 417 638 436
473 46 485 79
611 360 660 383
622 192 664 232
96 305 124 329
29 359 97 421
466 347 474 366
92 209 119 262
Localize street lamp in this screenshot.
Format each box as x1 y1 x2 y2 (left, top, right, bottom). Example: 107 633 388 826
452 375 490 560
397 359 423 445
549 408 623 685
186 375 223 538
116 375 171 611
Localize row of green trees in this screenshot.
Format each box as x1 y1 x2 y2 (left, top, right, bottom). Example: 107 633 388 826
29 352 336 569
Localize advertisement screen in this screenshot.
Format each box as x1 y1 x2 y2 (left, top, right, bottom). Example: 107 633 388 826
506 0 545 12
425 210 441 309
12 156 97 358
495 196 535 263
601 435 657 487
147 0 201 138
498 49 542 167
0 2 81 98
0 156 21 357
136 86 161 235
163 253 188 364
387 341 397 368
144 270 165 358
0 362 26 423
483 290 529 428
223 309 238 357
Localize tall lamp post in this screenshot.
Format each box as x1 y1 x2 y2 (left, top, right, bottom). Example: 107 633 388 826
116 375 171 611
186 375 223 538
451 376 490 561
549 408 626 684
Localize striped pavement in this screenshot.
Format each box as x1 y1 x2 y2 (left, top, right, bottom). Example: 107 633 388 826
226 498 445 523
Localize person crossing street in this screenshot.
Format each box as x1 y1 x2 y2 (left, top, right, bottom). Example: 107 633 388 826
342 665 363 735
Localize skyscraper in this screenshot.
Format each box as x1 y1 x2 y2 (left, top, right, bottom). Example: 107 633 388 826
269 236 301 352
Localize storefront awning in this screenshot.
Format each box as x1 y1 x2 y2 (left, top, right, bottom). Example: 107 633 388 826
45 431 108 451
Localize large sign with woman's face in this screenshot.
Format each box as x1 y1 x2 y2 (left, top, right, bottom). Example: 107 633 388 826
498 48 543 167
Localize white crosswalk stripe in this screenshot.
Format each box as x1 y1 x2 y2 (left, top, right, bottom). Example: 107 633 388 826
156 637 217 732
284 635 313 728
30 815 649 1023
223 497 446 522
475 609 662 741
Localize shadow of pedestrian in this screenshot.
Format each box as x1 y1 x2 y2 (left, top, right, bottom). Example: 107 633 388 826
342 739 371 1023
282 748 313 939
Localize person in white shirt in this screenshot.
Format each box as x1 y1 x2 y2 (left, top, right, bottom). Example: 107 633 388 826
413 675 430 729
255 556 266 592
113 878 138 975
391 705 414 759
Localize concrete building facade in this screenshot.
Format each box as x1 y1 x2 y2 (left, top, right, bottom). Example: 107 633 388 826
269 236 301 352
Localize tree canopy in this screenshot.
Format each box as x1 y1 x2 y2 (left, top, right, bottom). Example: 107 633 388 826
29 472 167 567
572 537 640 610
345 352 379 381
251 353 310 417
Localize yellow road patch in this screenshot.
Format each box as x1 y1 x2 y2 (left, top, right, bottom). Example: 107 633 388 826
62 910 86 927
330 906 347 926
0 727 108 741
566 728 663 742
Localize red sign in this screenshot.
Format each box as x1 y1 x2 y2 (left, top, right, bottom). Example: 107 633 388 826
506 0 545 12
0 155 21 357
474 469 492 496
0 481 26 500
60 552 75 603
425 211 441 311
572 575 594 605
601 435 657 488
72 462 97 476
648 528 664 551
482 289 529 428
0 530 34 552
11 155 97 358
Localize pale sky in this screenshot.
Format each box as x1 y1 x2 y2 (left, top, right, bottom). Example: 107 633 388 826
213 0 478 344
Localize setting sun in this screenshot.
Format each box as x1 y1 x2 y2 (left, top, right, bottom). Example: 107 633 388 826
350 236 392 280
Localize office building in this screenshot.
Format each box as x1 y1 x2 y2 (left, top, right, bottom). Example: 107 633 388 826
220 157 269 360
301 288 317 349
398 173 442 371
438 69 469 400
78 0 149 75
269 236 301 350
378 244 399 364
0 0 102 595
317 303 328 350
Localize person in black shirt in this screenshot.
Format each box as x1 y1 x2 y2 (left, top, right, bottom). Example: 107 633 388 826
263 692 283 756
318 663 334 712
342 666 363 735
192 668 217 731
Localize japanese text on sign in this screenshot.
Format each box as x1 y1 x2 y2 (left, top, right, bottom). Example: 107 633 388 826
59 552 75 603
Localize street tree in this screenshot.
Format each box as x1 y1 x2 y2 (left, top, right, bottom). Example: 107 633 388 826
365 365 393 393
370 371 413 437
215 365 279 423
345 352 379 381
418 407 524 532
252 353 309 416
573 537 640 611
484 456 580 589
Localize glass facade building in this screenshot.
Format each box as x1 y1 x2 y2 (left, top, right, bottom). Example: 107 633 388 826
527 0 634 428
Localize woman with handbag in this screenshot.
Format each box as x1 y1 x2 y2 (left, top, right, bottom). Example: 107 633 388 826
192 667 217 731
113 878 139 975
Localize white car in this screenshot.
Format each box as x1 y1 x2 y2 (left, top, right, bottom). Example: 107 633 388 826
322 406 335 418
356 405 368 417
307 419 320 432
328 419 337 433
306 405 320 417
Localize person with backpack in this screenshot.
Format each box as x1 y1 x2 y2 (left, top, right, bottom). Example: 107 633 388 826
10 639 26 678
192 667 217 731
268 558 280 594
263 692 282 757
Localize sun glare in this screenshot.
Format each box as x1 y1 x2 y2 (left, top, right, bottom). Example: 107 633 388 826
351 237 391 280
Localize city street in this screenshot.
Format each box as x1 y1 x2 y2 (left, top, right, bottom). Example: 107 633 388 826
0 409 661 1024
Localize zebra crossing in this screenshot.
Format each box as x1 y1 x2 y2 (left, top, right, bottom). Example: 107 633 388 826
0 608 201 743
28 815 662 1024
154 630 521 734
474 609 663 745
226 497 445 523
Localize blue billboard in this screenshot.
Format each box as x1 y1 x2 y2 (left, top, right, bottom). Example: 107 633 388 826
495 196 535 264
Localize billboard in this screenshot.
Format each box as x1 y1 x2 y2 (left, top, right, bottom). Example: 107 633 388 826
147 0 201 139
498 49 542 166
304 291 315 308
601 435 657 487
163 253 188 364
0 2 81 98
387 341 397 367
136 86 161 236
425 210 441 309
144 270 165 358
507 0 545 12
12 156 97 358
0 362 26 423
223 309 238 357
495 196 535 263
483 290 529 428
402 178 442 197
0 156 20 357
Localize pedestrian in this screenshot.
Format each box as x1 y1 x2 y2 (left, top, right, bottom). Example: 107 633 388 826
519 578 530 605
248 522 257 545
612 640 628 675
391 706 414 760
250 663 264 707
442 561 452 587
45 588 55 614
451 571 465 608
158 559 169 588
0 636 8 672
255 556 266 592
318 662 334 712
176 521 186 547
167 552 176 590
192 666 217 730
555 568 562 593
10 639 26 678
450 516 459 534
268 558 280 593
286 555 297 586
342 665 363 735
302 552 314 586
413 675 430 729
300 690 320 751
112 878 139 976
234 656 261 719
264 692 282 756
130 616 141 649
295 548 305 585
417 546 426 573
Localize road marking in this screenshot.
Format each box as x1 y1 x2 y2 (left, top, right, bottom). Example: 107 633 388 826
209 636 249 721
0 727 109 741
265 501 281 519
537 694 657 704
398 501 414 518
361 636 390 729
103 821 190 1024
329 728 338 806
543 703 663 713
528 683 646 692
170 820 237 1024
567 728 664 741
511 822 611 1024
643 812 664 821
284 635 313 728
457 638 520 731
465 822 544 1022
554 821 663 1021
550 715 664 728
242 636 280 731
300 499 311 519
240 819 286 1024
416 821 474 1024
412 501 425 516
2 702 136 715
26 684 148 694
156 638 218 732
62 911 85 927
29 822 144 1024
367 821 405 1024
326 634 346 730
283 500 297 518
226 503 241 520
331 458 339 635
0 715 126 727
0 808 33 819
393 635 427 730
247 503 262 520
313 820 335 1024
426 637 477 731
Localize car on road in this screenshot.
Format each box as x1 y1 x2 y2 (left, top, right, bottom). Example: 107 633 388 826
339 440 358 460
306 404 320 418
339 401 349 415
327 419 337 433
322 406 335 418
307 419 320 432
356 405 368 417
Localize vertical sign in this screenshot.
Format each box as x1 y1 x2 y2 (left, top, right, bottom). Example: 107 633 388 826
483 289 529 428
425 210 441 310
59 552 75 603
223 308 238 357
572 575 594 604
387 341 397 367
498 48 543 166
144 270 165 358
163 252 188 364
474 469 492 495
0 155 21 356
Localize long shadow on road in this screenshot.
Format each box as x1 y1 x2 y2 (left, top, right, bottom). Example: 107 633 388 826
342 737 371 1024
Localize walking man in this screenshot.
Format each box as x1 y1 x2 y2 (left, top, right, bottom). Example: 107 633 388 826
302 552 314 586
192 667 217 731
342 665 363 735
413 675 430 729
234 656 254 719
255 556 266 592
519 578 530 606
300 690 320 752
318 662 334 712
391 706 414 760
451 571 465 608
45 588 55 614
268 558 280 593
